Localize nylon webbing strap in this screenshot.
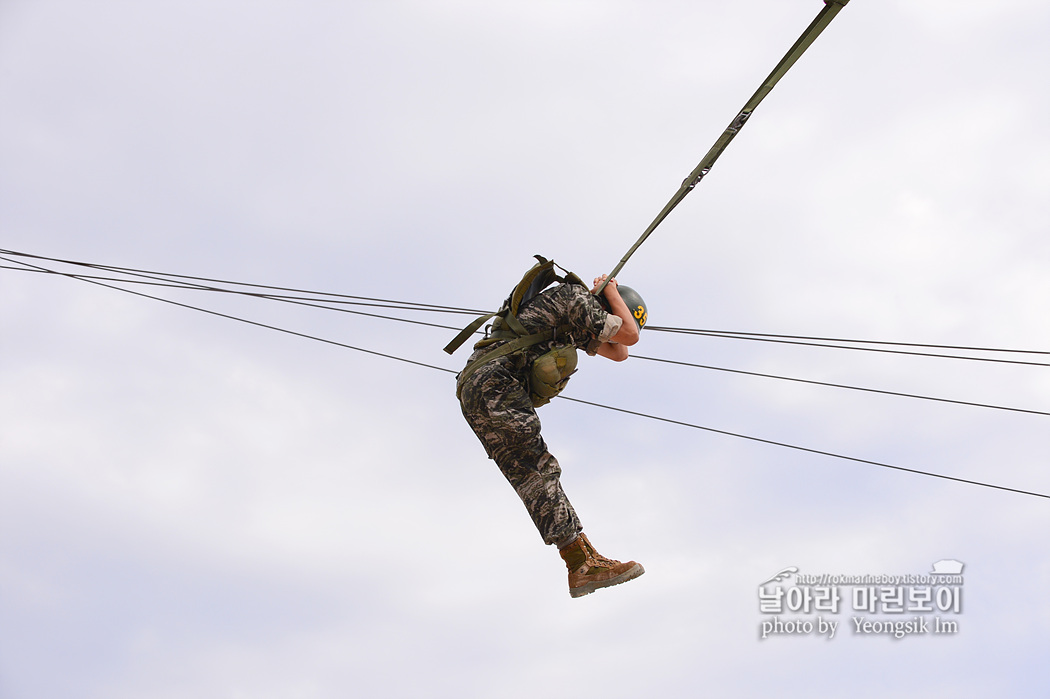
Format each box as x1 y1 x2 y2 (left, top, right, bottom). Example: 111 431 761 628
595 0 851 294
442 310 498 355
455 323 573 393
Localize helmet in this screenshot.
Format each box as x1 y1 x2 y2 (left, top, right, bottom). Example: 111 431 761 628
617 285 648 331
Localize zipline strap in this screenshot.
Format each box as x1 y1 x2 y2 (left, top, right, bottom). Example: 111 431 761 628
595 0 851 295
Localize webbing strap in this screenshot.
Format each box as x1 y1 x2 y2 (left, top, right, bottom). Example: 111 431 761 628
503 310 529 338
595 0 851 294
456 323 573 391
443 310 498 355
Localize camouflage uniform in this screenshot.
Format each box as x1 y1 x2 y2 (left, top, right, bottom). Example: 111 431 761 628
458 283 623 546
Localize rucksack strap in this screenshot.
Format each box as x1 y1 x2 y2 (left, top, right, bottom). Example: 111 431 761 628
455 323 573 397
442 309 498 355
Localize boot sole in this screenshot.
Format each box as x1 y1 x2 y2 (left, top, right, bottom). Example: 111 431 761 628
569 563 645 598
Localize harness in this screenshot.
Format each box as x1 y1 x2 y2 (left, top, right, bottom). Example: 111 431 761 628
443 255 589 406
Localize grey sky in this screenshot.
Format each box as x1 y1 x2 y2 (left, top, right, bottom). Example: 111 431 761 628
2 1 1048 697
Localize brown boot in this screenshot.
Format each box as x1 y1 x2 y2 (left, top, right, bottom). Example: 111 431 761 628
558 533 644 598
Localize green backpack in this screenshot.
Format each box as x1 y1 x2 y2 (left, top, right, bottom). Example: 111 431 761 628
444 255 586 407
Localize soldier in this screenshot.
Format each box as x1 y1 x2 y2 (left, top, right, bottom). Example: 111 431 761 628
455 268 648 598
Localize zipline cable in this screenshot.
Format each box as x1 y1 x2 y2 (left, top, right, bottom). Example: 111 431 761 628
647 325 1050 357
5 252 1047 500
1 254 456 375
559 396 1050 500
646 328 1050 368
0 264 480 326
4 254 1047 415
631 354 1049 417
5 252 1046 361
595 0 852 293
0 248 487 315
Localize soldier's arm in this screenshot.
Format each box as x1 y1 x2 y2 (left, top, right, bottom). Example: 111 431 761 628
591 276 640 346
590 275 638 362
594 340 629 362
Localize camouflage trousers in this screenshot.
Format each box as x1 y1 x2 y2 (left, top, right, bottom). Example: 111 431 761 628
458 358 582 546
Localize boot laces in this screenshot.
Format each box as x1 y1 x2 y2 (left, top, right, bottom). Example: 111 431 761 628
581 536 621 569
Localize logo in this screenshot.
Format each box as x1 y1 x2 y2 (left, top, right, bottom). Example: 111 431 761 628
758 561 964 640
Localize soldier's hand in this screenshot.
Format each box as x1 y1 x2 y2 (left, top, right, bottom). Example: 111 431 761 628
591 274 617 294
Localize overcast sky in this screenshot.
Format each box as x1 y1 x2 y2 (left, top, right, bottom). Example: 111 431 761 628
2 1 1048 697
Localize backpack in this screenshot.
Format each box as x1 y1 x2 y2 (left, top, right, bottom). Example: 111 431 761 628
444 255 587 406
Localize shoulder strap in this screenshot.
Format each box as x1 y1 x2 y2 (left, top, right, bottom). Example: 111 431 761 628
442 309 499 355
455 324 573 395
